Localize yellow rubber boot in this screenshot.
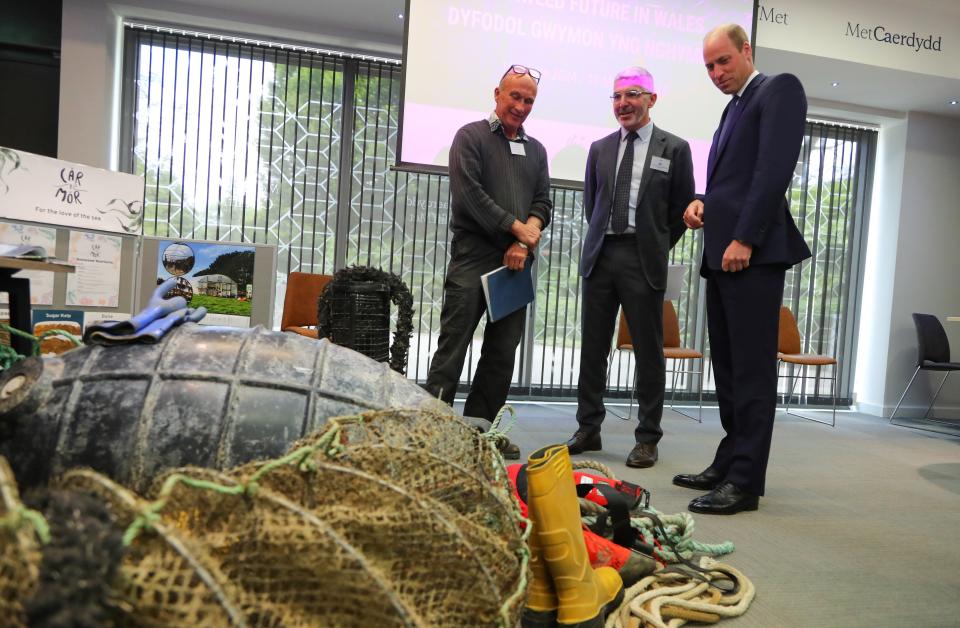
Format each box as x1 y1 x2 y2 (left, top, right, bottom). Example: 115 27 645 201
526 444 624 627
522 523 559 627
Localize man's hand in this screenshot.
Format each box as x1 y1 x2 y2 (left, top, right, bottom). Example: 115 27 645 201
511 219 541 249
683 200 704 229
722 240 753 272
503 242 529 271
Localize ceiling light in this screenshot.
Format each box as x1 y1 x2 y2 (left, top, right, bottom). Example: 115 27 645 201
831 82 839 87
398 12 404 19
950 99 959 105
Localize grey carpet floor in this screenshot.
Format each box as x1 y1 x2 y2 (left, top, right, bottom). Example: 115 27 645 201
458 401 960 627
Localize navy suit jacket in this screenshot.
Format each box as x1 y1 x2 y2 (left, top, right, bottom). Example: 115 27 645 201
580 124 695 290
701 73 811 276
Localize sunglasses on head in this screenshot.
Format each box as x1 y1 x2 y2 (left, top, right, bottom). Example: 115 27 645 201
502 64 541 84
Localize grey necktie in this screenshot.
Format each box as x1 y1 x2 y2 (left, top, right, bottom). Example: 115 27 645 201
611 130 639 234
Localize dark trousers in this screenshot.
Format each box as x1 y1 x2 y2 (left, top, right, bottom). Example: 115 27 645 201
706 265 785 496
424 252 526 423
577 238 665 444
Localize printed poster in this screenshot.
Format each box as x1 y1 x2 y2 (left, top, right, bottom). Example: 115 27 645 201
156 240 255 328
0 222 57 305
66 231 122 307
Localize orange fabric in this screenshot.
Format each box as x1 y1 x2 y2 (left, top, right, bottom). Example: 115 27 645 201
778 306 803 355
615 302 699 359
280 272 333 334
777 306 837 365
662 301 681 349
778 353 836 366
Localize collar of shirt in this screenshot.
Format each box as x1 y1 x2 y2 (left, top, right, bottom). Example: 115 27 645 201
619 121 654 144
488 112 528 142
736 70 760 98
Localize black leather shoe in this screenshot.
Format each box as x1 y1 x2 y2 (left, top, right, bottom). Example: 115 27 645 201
625 443 658 468
688 482 759 515
565 429 601 455
496 437 521 460
672 467 723 491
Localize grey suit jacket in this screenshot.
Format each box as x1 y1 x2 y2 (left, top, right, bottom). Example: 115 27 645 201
579 124 695 290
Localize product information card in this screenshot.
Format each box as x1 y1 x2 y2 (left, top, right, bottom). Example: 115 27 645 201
0 222 57 305
66 231 122 307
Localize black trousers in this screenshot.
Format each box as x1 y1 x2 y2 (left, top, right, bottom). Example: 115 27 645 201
577 238 665 444
706 265 785 496
424 244 526 423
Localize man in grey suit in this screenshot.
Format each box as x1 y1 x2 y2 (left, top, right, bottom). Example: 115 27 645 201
566 67 695 468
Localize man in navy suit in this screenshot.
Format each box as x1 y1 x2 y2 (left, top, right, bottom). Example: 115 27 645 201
678 24 811 514
566 67 695 468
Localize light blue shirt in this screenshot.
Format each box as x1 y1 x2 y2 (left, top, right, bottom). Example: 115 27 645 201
607 121 654 234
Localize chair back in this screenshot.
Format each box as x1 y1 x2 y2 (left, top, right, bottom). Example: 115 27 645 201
280 272 333 330
778 306 802 355
663 301 681 349
912 313 950 365
616 310 632 348
616 302 682 349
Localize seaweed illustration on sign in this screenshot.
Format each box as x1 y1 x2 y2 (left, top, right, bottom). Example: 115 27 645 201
0 148 23 194
97 198 144 233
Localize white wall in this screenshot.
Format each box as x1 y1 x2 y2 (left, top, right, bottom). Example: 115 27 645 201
856 112 960 418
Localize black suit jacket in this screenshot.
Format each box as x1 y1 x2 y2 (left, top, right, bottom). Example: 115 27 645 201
701 73 811 276
580 124 695 289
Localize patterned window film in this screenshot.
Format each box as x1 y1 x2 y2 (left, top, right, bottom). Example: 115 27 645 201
121 24 875 404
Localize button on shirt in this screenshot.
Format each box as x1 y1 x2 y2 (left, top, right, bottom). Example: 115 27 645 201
607 122 654 234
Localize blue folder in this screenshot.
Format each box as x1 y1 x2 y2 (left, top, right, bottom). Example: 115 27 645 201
481 258 534 323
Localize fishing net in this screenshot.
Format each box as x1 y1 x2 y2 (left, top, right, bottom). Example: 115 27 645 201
43 408 529 627
0 457 43 627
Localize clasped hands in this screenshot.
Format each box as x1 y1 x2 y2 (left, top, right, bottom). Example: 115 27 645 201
505 218 542 271
683 199 753 273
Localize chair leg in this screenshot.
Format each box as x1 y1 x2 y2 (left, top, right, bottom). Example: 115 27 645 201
890 366 921 425
784 366 836 427
697 360 703 423
921 372 951 420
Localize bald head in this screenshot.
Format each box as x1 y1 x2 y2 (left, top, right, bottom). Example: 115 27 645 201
494 72 538 139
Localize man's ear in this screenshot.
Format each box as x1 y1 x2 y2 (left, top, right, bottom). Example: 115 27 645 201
648 93 658 108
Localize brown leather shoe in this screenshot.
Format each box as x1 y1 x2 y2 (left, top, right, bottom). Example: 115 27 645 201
496 437 521 460
672 467 723 491
565 428 602 455
625 443 657 468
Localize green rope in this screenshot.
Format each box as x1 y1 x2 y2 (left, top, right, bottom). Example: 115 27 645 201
122 415 361 546
0 505 51 544
0 322 84 370
633 509 735 562
0 323 39 369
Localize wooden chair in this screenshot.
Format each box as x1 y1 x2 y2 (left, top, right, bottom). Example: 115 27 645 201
610 301 704 422
280 272 333 339
777 306 837 427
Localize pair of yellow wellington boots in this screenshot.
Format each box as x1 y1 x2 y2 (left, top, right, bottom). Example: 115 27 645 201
522 444 625 628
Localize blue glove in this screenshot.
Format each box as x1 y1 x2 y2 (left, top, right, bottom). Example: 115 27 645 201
84 278 191 344
86 307 207 346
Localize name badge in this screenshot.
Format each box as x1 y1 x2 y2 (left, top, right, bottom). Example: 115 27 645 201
650 156 670 173
509 141 526 156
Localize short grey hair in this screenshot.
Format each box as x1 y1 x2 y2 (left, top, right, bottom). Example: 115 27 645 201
614 67 655 93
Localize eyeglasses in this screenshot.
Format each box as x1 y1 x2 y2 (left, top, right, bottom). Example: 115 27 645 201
610 90 652 101
502 64 541 84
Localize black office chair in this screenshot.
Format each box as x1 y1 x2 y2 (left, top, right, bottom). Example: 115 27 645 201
890 313 960 431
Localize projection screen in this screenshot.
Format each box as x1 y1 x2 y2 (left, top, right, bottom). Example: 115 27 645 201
399 0 756 190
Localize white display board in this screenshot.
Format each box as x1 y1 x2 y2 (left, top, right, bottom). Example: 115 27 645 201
0 146 144 234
